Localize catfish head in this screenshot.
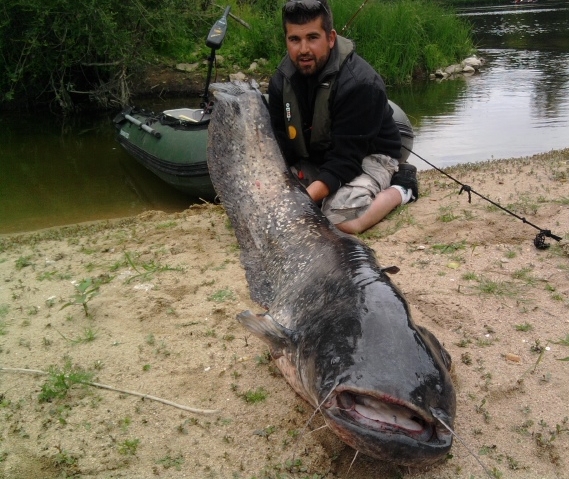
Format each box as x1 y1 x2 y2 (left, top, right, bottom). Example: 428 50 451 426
237 265 456 467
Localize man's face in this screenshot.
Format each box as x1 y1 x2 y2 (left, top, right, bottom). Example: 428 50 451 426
285 17 336 76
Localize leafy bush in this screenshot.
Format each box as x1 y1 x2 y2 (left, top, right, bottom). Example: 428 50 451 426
0 0 474 111
0 0 217 111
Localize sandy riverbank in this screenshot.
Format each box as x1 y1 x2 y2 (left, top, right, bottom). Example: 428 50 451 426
1 149 569 479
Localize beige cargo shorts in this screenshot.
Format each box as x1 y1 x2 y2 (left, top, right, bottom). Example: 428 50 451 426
291 154 399 224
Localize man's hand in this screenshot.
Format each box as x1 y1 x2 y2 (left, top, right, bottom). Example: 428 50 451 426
306 180 330 202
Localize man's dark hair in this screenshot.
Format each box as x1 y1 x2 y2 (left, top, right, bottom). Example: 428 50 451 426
282 0 334 35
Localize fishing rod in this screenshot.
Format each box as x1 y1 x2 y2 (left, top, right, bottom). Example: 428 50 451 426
403 145 563 250
340 0 372 34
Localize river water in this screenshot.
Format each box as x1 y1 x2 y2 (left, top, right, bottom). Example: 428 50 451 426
390 0 569 170
1 0 568 233
0 112 192 234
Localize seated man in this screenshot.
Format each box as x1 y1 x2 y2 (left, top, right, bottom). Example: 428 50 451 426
268 0 418 234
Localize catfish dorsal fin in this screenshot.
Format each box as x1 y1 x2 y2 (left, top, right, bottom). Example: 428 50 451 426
236 311 295 353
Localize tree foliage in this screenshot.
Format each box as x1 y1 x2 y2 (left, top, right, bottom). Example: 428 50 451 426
0 0 475 113
0 0 216 112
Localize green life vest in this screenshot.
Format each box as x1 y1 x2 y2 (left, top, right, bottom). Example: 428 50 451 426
281 36 354 159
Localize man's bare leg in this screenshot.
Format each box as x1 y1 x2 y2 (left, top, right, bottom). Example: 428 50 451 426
335 187 403 234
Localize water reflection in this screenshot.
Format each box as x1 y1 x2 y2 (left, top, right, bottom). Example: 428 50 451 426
390 79 469 129
0 113 192 234
391 0 569 170
461 3 569 52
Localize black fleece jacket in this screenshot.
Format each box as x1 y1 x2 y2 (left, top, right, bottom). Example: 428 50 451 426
268 39 401 194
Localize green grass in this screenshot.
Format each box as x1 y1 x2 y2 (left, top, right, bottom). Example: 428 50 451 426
0 303 9 323
123 252 183 283
515 322 533 332
328 0 473 84
117 438 140 456
207 288 235 302
221 0 474 85
511 267 537 285
156 454 185 471
461 352 473 365
37 270 71 281
255 350 271 365
432 241 466 254
57 327 98 344
39 359 94 402
242 387 268 403
156 221 177 229
456 338 472 348
52 447 79 474
462 271 478 281
474 277 517 297
507 195 540 215
552 334 569 347
437 205 460 223
15 255 33 270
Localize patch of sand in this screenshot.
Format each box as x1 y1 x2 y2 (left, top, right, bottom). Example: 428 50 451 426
1 150 569 478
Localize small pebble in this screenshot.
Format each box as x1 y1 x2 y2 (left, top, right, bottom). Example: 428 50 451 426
505 353 522 363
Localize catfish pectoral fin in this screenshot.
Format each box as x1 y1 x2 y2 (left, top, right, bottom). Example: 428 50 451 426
417 325 453 371
236 310 296 352
381 265 400 274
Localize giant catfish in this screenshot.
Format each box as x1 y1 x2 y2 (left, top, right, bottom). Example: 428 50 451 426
206 81 456 466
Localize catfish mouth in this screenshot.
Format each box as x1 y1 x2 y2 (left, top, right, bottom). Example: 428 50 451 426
325 388 450 445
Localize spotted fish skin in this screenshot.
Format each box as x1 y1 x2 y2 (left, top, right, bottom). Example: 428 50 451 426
207 81 456 466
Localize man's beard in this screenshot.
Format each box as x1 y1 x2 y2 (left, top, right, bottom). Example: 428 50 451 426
293 53 329 76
